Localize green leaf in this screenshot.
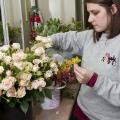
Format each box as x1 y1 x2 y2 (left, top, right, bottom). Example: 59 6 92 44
11 66 21 76
35 91 45 102
20 101 29 114
31 90 44 102
44 89 52 99
26 52 36 62
45 80 53 87
8 100 16 108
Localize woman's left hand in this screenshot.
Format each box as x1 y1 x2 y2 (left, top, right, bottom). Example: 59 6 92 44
74 64 93 84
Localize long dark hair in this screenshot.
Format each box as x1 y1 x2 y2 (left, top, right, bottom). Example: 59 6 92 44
85 0 120 42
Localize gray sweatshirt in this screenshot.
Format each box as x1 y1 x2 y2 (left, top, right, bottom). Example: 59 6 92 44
51 29 120 120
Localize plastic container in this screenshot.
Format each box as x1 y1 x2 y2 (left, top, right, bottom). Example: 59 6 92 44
41 81 66 110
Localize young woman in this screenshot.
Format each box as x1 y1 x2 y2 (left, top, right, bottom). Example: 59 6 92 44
47 0 120 119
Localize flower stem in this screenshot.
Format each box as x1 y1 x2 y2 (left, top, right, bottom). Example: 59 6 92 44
1 96 10 103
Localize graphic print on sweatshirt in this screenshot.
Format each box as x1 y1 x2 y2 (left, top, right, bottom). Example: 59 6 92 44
101 52 116 66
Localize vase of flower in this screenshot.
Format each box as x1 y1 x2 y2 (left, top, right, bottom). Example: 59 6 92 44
0 101 32 120
40 81 66 110
0 42 59 118
41 88 60 110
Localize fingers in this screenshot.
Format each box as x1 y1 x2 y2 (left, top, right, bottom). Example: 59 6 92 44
74 64 84 79
74 64 84 83
75 74 82 82
73 64 93 84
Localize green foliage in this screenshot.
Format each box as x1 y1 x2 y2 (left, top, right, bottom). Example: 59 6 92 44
44 88 52 99
0 22 4 43
34 18 83 37
32 90 44 102
0 22 20 44
20 101 29 114
8 25 21 40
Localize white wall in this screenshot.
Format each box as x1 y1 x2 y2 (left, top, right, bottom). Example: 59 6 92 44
37 0 51 22
38 0 76 23
49 0 62 19
5 0 21 27
62 0 75 23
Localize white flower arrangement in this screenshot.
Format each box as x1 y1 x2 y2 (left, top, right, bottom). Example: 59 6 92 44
0 41 59 113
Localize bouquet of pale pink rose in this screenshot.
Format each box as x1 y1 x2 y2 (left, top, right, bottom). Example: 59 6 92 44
0 42 59 113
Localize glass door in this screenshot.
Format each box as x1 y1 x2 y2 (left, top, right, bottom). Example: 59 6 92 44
0 0 31 49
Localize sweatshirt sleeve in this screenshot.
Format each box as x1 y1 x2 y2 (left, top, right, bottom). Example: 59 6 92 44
93 74 120 106
50 30 92 56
